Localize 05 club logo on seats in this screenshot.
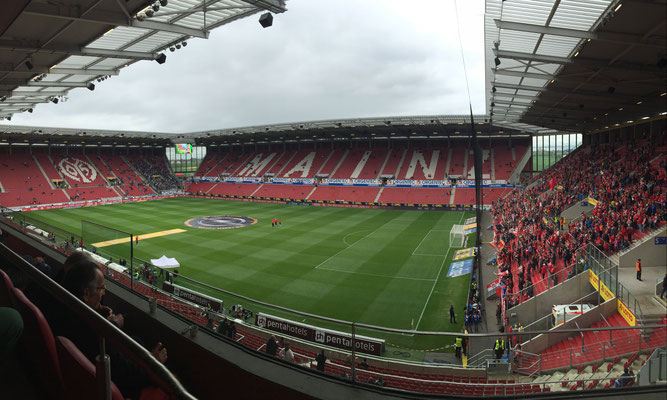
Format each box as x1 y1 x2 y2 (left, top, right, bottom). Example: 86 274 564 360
59 157 98 183
184 216 258 229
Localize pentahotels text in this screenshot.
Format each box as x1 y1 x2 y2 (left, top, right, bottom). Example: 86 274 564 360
265 319 309 337
257 313 385 355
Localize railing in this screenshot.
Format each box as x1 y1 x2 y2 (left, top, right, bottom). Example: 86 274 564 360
506 244 589 309
587 243 644 324
601 313 614 346
637 349 667 386
511 348 541 377
0 242 196 400
3 208 82 246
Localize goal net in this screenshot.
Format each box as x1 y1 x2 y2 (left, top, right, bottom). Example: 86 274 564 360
450 224 465 248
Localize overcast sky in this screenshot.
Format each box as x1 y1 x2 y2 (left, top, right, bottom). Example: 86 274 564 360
7 0 486 133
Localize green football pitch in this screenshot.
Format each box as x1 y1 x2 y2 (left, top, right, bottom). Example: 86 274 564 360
26 197 474 357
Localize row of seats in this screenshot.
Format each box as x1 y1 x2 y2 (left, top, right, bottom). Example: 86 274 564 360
1 269 127 400
196 143 530 180
0 149 171 207
186 183 510 205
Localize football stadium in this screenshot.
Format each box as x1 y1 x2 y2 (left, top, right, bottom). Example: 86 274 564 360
0 1 666 400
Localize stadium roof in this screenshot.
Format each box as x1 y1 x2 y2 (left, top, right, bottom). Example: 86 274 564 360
0 114 530 146
0 0 286 120
486 0 667 134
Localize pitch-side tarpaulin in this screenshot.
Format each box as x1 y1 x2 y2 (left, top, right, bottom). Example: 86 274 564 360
150 255 180 269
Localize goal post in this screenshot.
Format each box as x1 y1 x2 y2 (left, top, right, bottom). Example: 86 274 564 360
450 224 465 248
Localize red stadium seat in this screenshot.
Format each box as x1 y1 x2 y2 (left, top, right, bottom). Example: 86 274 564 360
12 287 66 400
0 268 15 307
55 336 126 400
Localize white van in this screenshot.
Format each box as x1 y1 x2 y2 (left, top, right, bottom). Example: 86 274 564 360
551 304 593 326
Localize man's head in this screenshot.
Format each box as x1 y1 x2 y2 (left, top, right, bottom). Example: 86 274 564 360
63 250 94 274
62 260 105 310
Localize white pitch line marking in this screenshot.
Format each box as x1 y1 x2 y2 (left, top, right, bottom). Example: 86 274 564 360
314 217 395 270
413 211 467 331
316 266 436 281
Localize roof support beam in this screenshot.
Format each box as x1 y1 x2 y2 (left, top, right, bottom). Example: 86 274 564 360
131 20 209 39
494 49 662 73
494 19 665 49
24 3 209 39
24 82 89 88
48 68 119 76
12 90 67 96
492 82 630 100
0 40 158 60
494 69 554 81
493 93 539 101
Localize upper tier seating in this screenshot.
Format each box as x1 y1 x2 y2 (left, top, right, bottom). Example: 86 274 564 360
99 153 154 197
0 150 69 207
50 152 109 187
332 148 388 179
394 148 448 180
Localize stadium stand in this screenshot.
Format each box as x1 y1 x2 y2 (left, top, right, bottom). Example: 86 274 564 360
331 148 387 179
0 149 70 207
492 139 666 307
378 187 450 204
99 152 155 197
309 186 380 203
253 183 314 199
126 155 179 193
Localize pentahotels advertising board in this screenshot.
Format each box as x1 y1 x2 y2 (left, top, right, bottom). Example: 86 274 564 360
256 313 385 356
162 282 223 312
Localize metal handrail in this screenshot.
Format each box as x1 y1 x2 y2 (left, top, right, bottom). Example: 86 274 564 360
600 313 614 346
0 242 197 400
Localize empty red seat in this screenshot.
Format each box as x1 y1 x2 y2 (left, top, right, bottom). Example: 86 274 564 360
0 269 14 307
12 287 66 400
56 336 126 400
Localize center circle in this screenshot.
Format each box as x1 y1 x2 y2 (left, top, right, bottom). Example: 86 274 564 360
184 216 258 229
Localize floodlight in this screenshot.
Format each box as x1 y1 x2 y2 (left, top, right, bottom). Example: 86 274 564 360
259 12 273 28
169 47 175 52
154 53 167 64
494 57 501 66
175 44 181 49
28 108 33 113
152 4 160 12
160 0 168 6
146 10 154 17
25 60 34 70
51 97 59 104
137 14 145 21
182 41 187 47
492 86 497 93
87 82 95 91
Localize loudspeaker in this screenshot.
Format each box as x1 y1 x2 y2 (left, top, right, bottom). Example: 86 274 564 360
259 12 273 28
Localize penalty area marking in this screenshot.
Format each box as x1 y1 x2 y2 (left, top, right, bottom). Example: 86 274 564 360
91 228 186 248
342 230 372 246
412 229 451 256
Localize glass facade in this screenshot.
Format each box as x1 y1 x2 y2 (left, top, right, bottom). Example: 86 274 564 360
166 145 207 174
532 133 582 174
